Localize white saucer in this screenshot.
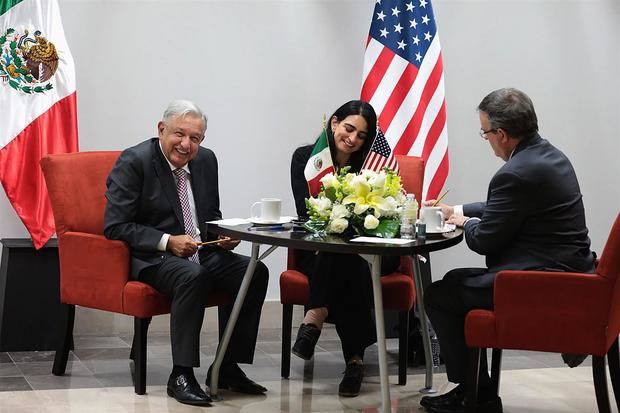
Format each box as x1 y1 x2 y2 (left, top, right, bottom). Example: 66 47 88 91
426 223 456 234
248 216 293 225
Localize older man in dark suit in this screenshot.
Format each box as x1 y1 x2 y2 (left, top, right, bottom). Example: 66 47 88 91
104 100 268 406
420 88 595 413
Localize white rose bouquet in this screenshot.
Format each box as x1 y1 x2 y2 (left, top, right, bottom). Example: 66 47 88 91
304 167 406 238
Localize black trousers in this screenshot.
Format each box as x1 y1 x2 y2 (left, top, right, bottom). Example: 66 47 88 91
297 250 399 362
140 247 269 368
424 268 494 384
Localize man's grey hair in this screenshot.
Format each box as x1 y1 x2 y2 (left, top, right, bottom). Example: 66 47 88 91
477 88 538 140
162 100 208 132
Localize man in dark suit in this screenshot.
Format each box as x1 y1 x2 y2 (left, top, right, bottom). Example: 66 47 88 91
104 100 269 406
419 88 595 413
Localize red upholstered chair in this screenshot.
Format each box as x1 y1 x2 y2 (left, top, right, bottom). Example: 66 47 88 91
279 155 425 385
465 213 620 413
40 151 227 395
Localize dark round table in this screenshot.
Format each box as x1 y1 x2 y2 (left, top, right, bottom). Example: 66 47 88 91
207 223 463 412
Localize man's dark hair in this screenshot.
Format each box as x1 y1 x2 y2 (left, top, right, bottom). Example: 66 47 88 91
478 88 539 140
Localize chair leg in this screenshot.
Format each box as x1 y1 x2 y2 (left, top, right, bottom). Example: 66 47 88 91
490 348 503 396
281 304 293 379
466 347 481 413
593 355 612 413
52 304 75 376
133 317 151 395
398 310 409 385
607 337 620 412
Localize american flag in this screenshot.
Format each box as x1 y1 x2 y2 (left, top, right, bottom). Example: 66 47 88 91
362 127 399 173
361 0 449 200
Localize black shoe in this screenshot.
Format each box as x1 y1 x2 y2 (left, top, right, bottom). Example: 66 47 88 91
206 364 267 395
292 323 321 360
562 353 588 368
426 395 502 413
167 373 212 406
420 384 465 409
338 362 364 397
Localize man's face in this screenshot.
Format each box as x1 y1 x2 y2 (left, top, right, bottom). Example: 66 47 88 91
479 111 508 161
158 114 205 168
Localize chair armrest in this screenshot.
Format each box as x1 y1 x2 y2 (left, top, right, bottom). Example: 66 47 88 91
490 270 611 353
58 232 130 313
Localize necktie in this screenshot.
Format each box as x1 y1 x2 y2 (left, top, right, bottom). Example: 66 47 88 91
173 168 200 263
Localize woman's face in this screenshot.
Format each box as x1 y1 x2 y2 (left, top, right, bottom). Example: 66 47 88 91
331 114 369 156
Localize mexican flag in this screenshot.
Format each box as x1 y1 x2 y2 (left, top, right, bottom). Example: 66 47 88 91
0 0 78 249
303 128 334 197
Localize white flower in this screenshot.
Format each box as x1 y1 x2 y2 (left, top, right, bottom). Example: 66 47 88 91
327 217 349 233
320 173 339 189
330 203 350 220
364 214 380 230
353 203 370 215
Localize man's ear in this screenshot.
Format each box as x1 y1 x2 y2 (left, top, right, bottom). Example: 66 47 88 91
157 121 165 137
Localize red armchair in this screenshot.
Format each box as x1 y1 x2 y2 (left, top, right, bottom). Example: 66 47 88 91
465 213 620 413
40 151 227 395
279 155 425 385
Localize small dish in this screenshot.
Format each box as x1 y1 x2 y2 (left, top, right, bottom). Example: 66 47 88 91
248 217 293 225
426 223 457 234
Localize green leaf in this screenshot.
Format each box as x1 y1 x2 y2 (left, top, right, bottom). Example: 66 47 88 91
324 186 337 202
34 86 43 92
21 86 32 93
362 219 400 238
6 28 15 35
0 36 6 45
45 83 53 90
9 41 16 50
8 79 18 89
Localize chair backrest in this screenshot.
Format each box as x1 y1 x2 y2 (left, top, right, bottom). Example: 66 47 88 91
40 151 120 236
395 155 424 202
599 214 620 343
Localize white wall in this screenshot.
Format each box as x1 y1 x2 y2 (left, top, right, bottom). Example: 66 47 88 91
1 0 618 307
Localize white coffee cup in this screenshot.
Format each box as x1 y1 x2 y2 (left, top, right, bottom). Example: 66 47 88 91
251 198 281 222
420 206 444 232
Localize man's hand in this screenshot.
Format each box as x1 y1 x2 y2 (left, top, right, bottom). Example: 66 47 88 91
447 214 468 228
167 234 199 257
423 200 454 219
217 235 240 250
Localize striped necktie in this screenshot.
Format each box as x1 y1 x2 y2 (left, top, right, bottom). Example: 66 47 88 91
173 168 200 264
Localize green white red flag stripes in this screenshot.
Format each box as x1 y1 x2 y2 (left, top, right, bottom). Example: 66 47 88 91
304 128 334 197
0 0 78 248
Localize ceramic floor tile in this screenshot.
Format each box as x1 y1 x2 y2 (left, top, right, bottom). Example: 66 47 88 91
0 376 32 391
0 353 12 364
16 360 88 377
72 347 130 361
72 336 129 349
0 362 20 377
8 351 57 363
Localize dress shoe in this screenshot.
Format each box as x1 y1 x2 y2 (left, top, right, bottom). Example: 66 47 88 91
338 361 364 397
426 395 503 413
167 372 212 406
292 323 321 360
206 364 267 395
420 384 465 409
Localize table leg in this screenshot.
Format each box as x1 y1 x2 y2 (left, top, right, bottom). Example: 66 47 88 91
368 254 391 413
209 242 260 400
411 254 436 393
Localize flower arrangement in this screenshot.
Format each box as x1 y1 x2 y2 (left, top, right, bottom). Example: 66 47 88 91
304 167 406 238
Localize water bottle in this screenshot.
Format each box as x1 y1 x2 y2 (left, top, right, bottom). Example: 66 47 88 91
400 193 418 239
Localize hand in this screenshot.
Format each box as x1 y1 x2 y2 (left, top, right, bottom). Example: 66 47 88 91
423 200 454 219
447 214 468 228
217 235 240 250
167 234 199 257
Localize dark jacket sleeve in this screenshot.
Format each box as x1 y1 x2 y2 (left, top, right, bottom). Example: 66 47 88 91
463 202 486 217
103 148 164 251
463 169 528 256
291 146 313 219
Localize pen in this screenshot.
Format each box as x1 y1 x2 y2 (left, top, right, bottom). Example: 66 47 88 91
248 225 287 231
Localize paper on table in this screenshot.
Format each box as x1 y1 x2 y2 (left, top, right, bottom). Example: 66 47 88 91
350 237 415 244
206 218 250 226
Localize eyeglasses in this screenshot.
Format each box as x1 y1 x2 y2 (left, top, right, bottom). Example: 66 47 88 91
479 128 497 139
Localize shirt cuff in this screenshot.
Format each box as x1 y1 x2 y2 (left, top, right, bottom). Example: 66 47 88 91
158 233 170 252
464 217 481 226
454 204 464 216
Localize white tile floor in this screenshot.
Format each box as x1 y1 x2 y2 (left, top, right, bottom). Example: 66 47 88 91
0 329 617 412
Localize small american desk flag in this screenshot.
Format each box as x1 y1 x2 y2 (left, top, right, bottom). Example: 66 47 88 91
362 126 399 173
361 0 449 200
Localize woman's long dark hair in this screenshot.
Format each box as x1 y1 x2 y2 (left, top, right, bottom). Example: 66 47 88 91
321 100 377 173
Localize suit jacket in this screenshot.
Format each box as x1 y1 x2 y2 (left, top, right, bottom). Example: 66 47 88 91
462 134 594 287
104 138 222 278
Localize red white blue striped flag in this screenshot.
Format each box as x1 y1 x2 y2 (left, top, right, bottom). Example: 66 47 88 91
361 0 448 200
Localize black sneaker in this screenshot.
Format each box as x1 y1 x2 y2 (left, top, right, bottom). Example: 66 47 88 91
292 323 321 360
338 362 364 397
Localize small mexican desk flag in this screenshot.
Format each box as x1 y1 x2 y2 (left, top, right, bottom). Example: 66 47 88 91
0 0 78 249
303 128 334 197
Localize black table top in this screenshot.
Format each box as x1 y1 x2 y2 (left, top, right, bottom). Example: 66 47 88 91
207 223 463 256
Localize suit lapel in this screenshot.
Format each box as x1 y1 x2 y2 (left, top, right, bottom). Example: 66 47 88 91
151 140 184 226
